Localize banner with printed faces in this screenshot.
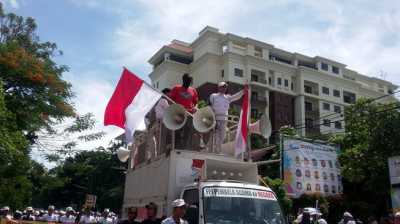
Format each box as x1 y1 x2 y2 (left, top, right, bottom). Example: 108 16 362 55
282 137 342 198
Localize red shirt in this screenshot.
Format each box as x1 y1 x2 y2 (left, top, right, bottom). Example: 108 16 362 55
170 85 198 113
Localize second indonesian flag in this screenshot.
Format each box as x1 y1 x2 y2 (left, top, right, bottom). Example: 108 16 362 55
235 86 250 156
104 68 162 143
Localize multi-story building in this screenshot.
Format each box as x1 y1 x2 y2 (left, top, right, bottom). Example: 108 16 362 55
148 26 398 137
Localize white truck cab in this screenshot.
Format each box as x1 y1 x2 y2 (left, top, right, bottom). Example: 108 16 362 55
122 150 285 224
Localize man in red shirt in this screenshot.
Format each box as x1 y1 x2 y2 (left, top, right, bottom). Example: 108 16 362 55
169 74 199 149
170 73 198 113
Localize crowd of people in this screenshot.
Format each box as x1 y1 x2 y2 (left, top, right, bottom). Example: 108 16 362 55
0 199 189 224
293 208 400 224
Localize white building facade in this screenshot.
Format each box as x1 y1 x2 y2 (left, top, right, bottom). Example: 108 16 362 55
148 26 398 137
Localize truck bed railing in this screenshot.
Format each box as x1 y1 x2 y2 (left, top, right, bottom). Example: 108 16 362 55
130 115 240 167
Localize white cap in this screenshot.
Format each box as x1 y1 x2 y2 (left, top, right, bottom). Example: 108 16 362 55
344 212 353 218
171 199 186 208
104 208 110 213
218 82 227 87
1 206 10 211
395 212 400 217
48 205 55 210
66 207 73 212
26 207 33 211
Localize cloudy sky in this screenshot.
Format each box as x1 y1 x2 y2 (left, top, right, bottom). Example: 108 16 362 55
2 0 400 157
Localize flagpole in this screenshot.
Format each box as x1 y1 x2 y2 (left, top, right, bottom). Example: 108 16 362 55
246 82 252 162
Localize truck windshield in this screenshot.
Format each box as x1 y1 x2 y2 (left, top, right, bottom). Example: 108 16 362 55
203 187 285 224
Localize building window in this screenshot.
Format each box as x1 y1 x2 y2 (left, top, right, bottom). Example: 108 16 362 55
221 70 224 78
343 91 356 104
323 103 330 111
251 74 258 82
332 66 340 74
284 79 289 87
323 119 331 127
251 91 258 99
321 62 329 71
254 46 263 57
304 85 313 94
291 82 294 90
333 89 340 97
322 87 330 95
305 101 313 111
277 77 282 85
335 121 342 129
388 89 394 94
234 68 243 77
268 77 272 85
306 119 314 128
251 109 259 119
334 105 341 113
156 82 159 89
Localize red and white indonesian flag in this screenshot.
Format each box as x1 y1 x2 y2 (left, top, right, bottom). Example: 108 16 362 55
235 87 250 156
104 68 162 143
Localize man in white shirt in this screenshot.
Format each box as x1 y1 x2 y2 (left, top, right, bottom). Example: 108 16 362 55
42 205 59 222
209 82 246 153
98 209 114 224
161 199 188 224
154 88 172 154
60 207 76 224
79 208 96 224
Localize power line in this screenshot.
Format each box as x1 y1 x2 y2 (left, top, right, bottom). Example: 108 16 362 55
295 103 400 131
295 90 400 128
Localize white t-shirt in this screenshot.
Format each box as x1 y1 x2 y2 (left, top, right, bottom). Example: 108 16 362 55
98 216 114 224
79 215 96 224
42 213 59 222
60 215 76 224
210 91 243 120
161 217 188 224
155 98 169 120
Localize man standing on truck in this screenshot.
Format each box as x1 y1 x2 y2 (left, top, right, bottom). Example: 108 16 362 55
209 82 246 153
170 74 199 149
161 199 188 224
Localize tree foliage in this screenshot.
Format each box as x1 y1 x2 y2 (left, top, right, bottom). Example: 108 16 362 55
330 98 400 218
0 81 32 209
30 146 125 212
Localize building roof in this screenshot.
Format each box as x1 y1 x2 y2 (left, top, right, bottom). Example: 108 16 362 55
167 42 192 54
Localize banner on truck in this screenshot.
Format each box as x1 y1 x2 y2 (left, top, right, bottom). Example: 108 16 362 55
282 137 342 198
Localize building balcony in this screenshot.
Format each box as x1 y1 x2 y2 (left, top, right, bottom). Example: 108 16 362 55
251 95 268 106
251 75 267 85
305 109 320 118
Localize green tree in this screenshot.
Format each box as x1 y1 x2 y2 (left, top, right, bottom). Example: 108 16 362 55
263 177 292 214
330 98 400 218
0 82 32 209
31 145 125 211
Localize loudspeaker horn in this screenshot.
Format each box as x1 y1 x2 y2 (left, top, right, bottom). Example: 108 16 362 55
193 106 216 133
116 147 130 163
249 114 272 139
259 114 272 138
163 104 188 130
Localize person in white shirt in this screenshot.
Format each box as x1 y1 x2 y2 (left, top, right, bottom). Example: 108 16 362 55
79 208 96 224
154 88 172 154
161 199 188 224
60 207 76 224
42 205 59 222
98 209 114 224
155 88 171 120
209 82 246 153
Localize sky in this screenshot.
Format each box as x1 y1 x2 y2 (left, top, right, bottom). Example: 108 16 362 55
1 0 400 164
